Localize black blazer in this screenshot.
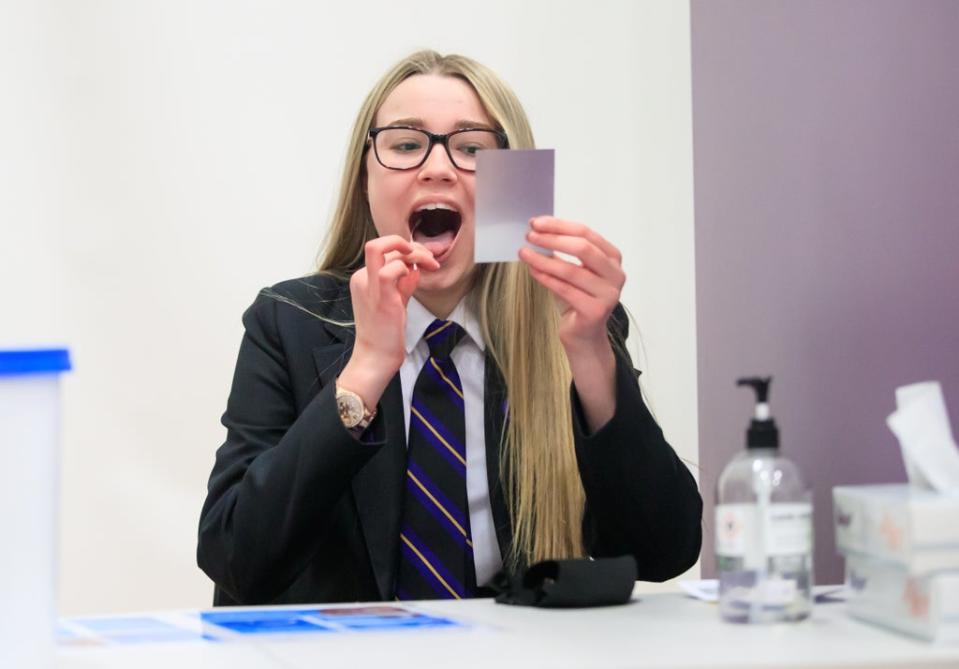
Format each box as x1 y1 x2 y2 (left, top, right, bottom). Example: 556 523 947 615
197 274 702 606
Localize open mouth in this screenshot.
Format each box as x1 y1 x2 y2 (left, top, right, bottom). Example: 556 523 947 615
409 203 462 260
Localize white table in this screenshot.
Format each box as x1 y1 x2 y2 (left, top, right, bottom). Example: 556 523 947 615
57 589 959 669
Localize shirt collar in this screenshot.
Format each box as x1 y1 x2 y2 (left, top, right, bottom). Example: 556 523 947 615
405 296 486 354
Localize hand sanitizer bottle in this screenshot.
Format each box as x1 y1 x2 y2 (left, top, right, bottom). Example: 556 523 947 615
715 377 813 623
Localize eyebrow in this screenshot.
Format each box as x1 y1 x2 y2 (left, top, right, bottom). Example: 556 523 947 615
382 117 495 131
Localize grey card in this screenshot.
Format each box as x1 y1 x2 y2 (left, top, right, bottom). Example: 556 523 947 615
474 148 554 263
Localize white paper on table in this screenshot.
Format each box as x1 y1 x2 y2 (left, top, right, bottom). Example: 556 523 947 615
679 579 718 602
679 580 846 604
474 149 554 263
887 381 959 493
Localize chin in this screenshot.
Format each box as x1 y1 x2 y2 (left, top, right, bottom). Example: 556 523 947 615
418 259 475 296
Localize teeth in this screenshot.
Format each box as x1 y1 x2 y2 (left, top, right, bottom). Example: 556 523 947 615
415 203 457 213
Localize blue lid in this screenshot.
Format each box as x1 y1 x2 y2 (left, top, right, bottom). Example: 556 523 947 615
0 349 72 376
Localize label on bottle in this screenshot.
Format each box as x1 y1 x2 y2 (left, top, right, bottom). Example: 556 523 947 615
715 503 812 569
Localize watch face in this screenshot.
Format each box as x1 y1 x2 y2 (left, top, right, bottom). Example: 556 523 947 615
337 393 363 428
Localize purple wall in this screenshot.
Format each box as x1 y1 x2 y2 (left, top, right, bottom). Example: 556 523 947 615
692 0 959 583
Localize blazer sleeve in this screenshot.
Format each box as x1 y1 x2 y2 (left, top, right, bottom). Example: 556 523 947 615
196 292 385 603
570 305 703 581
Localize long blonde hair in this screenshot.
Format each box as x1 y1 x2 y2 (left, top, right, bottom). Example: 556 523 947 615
318 50 585 567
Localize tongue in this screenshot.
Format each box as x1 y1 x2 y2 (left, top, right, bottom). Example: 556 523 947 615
413 228 455 258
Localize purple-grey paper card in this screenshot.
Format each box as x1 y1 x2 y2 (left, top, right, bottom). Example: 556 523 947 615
474 149 554 263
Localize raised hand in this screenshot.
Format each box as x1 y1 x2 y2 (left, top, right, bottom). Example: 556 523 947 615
338 235 438 408
518 216 626 431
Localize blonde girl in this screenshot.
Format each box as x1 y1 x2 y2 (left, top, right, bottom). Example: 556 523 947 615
198 50 701 605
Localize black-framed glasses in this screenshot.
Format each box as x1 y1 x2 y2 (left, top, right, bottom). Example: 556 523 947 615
368 126 508 172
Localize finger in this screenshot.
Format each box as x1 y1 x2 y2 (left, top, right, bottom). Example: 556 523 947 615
381 246 438 272
530 217 622 265
396 264 421 300
382 250 403 264
378 258 412 286
527 265 609 323
527 230 625 287
520 246 621 302
364 235 414 278
407 243 440 270
348 266 368 297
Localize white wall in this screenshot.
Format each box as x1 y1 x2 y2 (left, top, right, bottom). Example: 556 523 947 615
3 0 697 615
1 1 63 344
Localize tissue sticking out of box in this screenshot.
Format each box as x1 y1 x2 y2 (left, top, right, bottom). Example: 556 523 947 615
886 381 959 494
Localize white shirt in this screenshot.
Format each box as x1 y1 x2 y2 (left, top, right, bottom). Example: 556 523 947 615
401 297 503 586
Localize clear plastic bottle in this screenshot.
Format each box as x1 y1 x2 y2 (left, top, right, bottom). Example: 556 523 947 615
715 377 813 623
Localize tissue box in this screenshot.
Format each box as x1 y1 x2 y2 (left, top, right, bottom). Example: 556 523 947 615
833 484 959 573
845 553 959 642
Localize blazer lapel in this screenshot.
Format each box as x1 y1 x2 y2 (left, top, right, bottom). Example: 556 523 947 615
310 289 406 600
350 374 405 599
484 351 513 565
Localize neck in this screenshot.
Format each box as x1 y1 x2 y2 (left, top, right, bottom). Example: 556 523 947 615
414 290 462 320
414 265 482 319
414 278 474 320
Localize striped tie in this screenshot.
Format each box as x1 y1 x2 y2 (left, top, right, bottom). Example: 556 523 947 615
396 319 476 600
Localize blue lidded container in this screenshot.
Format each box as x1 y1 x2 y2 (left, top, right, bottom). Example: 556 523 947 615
0 347 71 668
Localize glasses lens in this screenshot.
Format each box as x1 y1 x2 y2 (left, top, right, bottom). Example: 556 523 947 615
448 130 504 170
374 128 429 169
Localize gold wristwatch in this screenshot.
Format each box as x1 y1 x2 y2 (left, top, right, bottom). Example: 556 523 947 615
335 384 376 435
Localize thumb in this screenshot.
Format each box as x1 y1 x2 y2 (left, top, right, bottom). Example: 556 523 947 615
397 266 420 304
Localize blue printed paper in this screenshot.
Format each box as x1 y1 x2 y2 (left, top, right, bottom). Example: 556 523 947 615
61 605 465 647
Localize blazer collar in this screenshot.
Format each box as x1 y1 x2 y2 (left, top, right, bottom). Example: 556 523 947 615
317 289 355 346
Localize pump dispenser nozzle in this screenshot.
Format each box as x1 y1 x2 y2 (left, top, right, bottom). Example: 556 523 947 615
737 376 779 449
737 377 770 403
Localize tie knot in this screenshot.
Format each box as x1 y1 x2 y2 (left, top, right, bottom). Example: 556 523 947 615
424 319 466 360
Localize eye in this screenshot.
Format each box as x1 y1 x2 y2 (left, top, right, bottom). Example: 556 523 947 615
390 139 425 153
377 127 428 154
451 130 500 158
457 143 484 156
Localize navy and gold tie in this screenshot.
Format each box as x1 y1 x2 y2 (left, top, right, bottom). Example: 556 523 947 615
396 319 476 600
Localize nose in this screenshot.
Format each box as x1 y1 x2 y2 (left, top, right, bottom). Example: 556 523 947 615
417 142 458 183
